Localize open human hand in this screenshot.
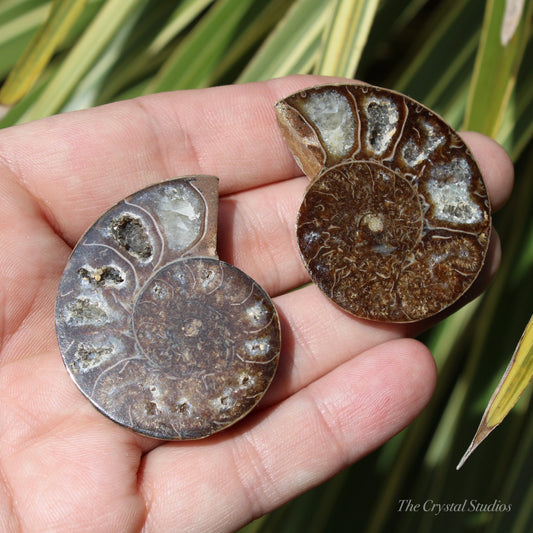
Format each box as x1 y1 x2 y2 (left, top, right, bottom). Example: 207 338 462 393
0 75 513 532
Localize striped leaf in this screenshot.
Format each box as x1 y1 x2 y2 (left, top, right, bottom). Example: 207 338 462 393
237 0 331 82
144 0 256 93
0 0 88 106
17 0 144 122
314 0 380 77
457 314 533 469
463 0 533 136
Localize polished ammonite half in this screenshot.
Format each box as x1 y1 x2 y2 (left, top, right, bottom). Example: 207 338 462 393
56 176 280 439
275 83 491 322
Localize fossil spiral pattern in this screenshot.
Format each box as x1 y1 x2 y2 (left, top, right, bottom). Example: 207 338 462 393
275 84 491 322
55 176 280 440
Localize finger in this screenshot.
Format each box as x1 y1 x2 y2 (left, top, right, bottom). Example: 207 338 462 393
460 131 514 212
217 176 308 296
0 347 145 530
0 75 344 246
139 338 436 532
0 78 513 257
0 168 69 360
262 284 407 407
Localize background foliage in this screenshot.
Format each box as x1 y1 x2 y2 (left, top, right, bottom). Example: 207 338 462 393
0 0 532 531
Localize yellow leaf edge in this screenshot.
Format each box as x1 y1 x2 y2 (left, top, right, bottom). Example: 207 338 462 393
0 0 89 107
457 313 533 469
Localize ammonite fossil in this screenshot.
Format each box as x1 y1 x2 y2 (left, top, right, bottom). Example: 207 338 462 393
55 176 280 440
275 83 491 322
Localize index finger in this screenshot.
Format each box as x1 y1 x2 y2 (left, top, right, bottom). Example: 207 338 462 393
0 75 344 245
0 76 513 250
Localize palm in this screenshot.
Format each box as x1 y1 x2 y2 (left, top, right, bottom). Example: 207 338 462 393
0 76 513 532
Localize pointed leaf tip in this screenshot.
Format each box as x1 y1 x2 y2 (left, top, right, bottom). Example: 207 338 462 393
457 313 533 469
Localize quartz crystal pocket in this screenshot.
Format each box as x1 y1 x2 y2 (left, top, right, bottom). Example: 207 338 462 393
55 176 281 440
275 84 491 322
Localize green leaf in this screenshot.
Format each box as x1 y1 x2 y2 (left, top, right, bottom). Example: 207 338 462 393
457 313 533 469
390 0 484 119
208 0 294 85
237 0 331 83
0 1 50 79
463 0 533 136
88 1 212 104
0 0 88 106
314 0 380 77
17 0 144 123
146 0 215 57
144 0 255 93
496 32 533 159
0 0 50 49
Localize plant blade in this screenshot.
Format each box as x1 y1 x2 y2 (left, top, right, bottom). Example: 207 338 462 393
17 0 143 123
462 0 533 136
237 0 330 82
314 0 380 77
0 0 88 106
457 313 533 469
144 0 255 93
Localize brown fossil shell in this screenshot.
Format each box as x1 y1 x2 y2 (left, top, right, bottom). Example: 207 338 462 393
55 176 280 440
275 83 491 322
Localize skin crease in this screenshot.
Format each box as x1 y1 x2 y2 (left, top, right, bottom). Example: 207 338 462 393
0 75 514 532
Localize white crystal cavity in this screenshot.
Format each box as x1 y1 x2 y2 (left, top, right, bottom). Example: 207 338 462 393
363 96 399 156
402 119 445 167
300 90 355 158
156 184 203 252
246 301 270 328
427 158 483 224
244 337 271 358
